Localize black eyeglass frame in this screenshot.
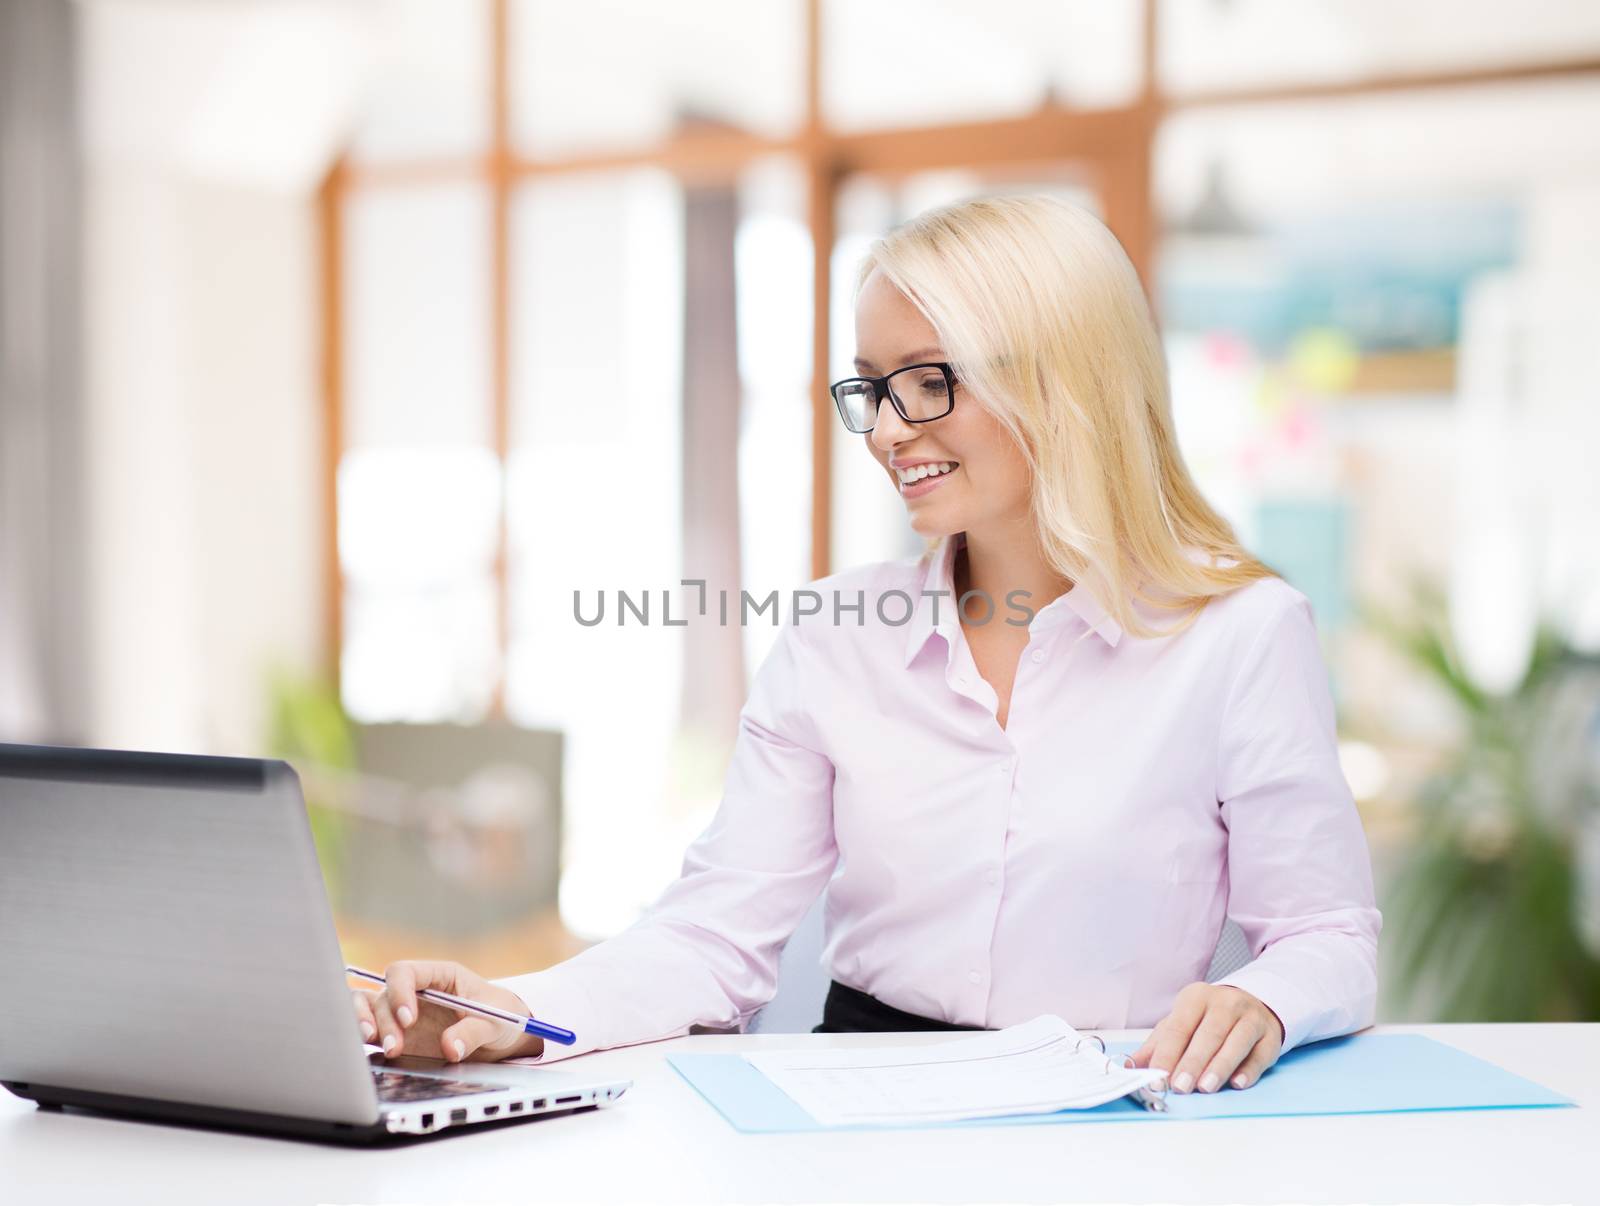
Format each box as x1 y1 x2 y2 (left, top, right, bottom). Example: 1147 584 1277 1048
828 361 959 433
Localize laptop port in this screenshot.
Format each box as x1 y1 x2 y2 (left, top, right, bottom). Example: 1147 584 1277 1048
450 1108 468 1124
482 1104 499 1116
420 1113 434 1129
554 1095 582 1106
508 1101 524 1113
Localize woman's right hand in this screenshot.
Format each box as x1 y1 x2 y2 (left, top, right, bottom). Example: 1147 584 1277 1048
350 960 544 1064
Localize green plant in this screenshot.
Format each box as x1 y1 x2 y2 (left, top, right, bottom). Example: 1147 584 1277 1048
264 663 358 906
1360 572 1600 1021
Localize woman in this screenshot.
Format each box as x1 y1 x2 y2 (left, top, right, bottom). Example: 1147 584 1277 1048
354 194 1380 1097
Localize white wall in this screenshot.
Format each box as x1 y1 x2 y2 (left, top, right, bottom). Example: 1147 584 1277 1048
77 0 371 754
82 168 326 754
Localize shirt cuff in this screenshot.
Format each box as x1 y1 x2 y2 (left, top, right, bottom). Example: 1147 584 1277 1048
1210 963 1318 1055
491 965 604 1064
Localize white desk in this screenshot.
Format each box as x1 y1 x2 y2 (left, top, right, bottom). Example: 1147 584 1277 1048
2 1024 1594 1205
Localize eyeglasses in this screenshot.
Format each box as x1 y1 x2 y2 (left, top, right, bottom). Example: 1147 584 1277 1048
829 362 958 434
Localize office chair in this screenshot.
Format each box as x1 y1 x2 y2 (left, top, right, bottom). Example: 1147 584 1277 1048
332 722 564 938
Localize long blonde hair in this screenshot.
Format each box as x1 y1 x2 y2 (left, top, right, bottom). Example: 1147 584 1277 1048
855 193 1278 642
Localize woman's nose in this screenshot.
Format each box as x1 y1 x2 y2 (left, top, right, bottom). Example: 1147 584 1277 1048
869 397 913 452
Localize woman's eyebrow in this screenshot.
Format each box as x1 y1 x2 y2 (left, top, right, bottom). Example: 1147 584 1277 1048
853 347 944 372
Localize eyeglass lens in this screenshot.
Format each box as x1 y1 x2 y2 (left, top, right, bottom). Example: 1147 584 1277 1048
835 365 951 431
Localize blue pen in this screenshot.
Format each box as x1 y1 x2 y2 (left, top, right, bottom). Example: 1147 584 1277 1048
345 964 576 1046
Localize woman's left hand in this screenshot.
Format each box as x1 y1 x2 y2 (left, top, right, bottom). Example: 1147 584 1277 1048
1127 982 1284 1093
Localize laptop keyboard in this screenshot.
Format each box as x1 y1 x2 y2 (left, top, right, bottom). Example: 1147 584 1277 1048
372 1068 504 1104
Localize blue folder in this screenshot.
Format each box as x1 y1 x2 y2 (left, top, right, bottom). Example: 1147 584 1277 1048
667 1034 1574 1133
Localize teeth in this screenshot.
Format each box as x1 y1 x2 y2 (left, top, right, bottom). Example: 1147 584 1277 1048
897 461 956 484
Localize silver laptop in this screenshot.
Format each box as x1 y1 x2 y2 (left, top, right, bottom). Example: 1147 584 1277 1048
0 742 629 1143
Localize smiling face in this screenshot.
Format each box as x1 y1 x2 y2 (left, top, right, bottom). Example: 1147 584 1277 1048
854 267 1033 541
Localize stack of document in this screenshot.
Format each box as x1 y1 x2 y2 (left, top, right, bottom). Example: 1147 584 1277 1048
671 1020 1576 1133
743 1015 1166 1126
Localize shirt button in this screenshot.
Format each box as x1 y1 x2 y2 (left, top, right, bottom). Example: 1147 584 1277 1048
986 868 999 886
955 674 968 688
999 761 1012 775
1030 648 1045 663
967 970 982 984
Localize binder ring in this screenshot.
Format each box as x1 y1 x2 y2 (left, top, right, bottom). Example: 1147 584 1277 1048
1066 1034 1118 1074
1068 1032 1168 1111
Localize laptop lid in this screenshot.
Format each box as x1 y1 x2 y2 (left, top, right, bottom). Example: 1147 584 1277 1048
0 744 379 1126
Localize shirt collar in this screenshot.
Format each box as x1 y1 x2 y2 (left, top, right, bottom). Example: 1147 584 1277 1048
901 530 1124 669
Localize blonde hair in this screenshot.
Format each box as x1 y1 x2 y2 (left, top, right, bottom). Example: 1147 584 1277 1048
855 193 1278 643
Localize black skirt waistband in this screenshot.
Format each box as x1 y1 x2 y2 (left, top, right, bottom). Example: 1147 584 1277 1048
812 979 987 1034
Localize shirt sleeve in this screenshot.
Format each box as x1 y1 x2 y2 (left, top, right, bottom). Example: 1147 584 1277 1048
491 617 838 1062
1208 588 1383 1054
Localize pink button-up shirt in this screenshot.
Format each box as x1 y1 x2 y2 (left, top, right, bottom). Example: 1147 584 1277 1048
499 530 1381 1059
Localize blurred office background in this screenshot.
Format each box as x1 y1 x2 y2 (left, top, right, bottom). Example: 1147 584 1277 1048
3 0 1599 1023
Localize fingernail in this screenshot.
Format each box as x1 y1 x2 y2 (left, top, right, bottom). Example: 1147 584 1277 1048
452 1040 465 1061
1173 1072 1194 1093
397 1005 414 1027
382 1034 396 1055
361 1022 376 1041
1232 1073 1249 1089
1198 1073 1219 1093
